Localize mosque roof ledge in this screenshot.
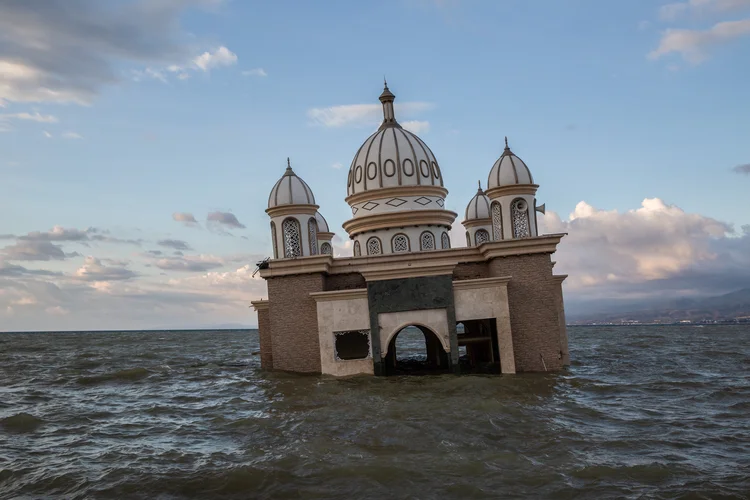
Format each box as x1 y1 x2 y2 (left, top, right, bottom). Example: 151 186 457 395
259 254 333 278
309 288 368 302
345 185 449 205
250 300 269 311
485 184 539 199
552 274 569 283
478 233 566 258
361 262 458 282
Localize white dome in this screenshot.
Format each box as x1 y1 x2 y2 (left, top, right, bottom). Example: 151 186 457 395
487 138 534 189
268 160 316 209
465 183 491 221
347 84 443 197
315 211 330 232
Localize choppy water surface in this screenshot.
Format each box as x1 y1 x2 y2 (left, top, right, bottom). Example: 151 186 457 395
1 326 749 499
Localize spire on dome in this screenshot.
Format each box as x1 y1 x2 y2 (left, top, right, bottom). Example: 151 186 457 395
284 157 294 176
378 80 399 129
504 136 510 150
477 180 483 193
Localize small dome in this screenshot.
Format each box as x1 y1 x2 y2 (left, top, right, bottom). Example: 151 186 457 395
487 138 534 189
315 211 330 233
347 83 443 197
465 182 491 221
268 159 316 209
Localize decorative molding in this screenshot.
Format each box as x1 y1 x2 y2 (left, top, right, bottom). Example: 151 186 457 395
361 263 457 282
385 198 408 207
461 218 492 229
453 276 511 291
485 184 538 200
343 209 458 236
361 201 379 211
552 274 568 284
414 197 432 206
266 204 319 218
250 300 269 311
345 185 448 206
310 288 368 302
318 231 335 241
259 233 568 279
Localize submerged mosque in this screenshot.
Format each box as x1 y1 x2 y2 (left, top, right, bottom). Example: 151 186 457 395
252 83 570 376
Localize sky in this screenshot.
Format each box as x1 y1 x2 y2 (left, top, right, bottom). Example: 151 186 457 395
1 0 749 331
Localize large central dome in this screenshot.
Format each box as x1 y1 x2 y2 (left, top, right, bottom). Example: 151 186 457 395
346 84 444 197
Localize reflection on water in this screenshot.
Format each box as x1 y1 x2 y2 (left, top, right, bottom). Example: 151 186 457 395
1 326 749 499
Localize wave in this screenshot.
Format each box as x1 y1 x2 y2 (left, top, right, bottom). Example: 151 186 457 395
1 412 44 433
76 367 150 385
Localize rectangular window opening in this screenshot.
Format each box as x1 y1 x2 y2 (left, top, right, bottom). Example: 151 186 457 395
334 330 371 361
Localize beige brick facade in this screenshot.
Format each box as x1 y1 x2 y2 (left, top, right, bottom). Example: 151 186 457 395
266 273 324 373
256 308 273 370
487 253 565 372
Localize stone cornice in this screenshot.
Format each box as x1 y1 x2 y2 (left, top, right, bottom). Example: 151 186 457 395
250 300 269 311
485 184 538 200
343 209 458 236
345 185 449 206
309 288 368 302
318 232 335 240
552 274 568 284
259 233 567 279
453 276 512 290
265 204 319 218
461 218 492 229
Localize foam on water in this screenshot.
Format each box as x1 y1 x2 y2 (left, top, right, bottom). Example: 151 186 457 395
0 326 749 499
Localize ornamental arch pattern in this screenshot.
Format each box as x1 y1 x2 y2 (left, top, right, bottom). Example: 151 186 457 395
282 218 302 258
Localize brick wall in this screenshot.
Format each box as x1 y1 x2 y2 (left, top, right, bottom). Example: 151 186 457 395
453 262 489 281
256 308 273 370
266 273 324 373
487 253 565 372
325 272 366 291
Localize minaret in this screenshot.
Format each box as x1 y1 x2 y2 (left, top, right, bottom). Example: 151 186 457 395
378 79 400 129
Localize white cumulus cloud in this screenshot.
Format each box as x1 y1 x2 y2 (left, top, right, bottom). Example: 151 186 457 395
649 19 750 63
308 102 434 128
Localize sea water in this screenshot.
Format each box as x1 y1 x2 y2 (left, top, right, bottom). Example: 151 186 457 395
1 326 749 499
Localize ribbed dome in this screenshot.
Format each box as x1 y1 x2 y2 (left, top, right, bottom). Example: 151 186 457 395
315 211 330 232
268 159 316 209
465 182 491 221
487 138 534 189
347 84 443 197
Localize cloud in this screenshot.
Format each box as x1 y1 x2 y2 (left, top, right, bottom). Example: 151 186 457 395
62 131 83 139
0 112 58 123
660 0 750 20
192 46 237 71
332 162 344 169
401 120 430 134
1 241 68 261
0 0 229 105
539 198 750 303
15 226 142 246
73 256 137 281
307 102 434 128
0 263 62 277
157 238 193 251
241 68 267 77
172 212 199 226
43 131 52 138
732 163 750 174
649 19 750 63
154 254 225 272
207 211 246 229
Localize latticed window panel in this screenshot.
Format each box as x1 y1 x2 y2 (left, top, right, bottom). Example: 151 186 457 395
353 241 361 257
366 237 382 255
491 202 503 240
392 234 409 253
320 242 332 255
270 222 278 259
512 200 531 238
282 218 302 258
466 231 471 247
441 232 450 249
308 218 318 255
420 231 435 251
475 229 490 245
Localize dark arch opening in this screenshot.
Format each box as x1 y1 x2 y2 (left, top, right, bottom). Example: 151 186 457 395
384 325 450 375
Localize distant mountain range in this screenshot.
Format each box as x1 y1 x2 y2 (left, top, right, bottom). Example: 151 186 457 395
567 288 750 325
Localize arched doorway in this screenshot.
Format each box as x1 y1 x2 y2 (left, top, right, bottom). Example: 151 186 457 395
383 325 450 375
